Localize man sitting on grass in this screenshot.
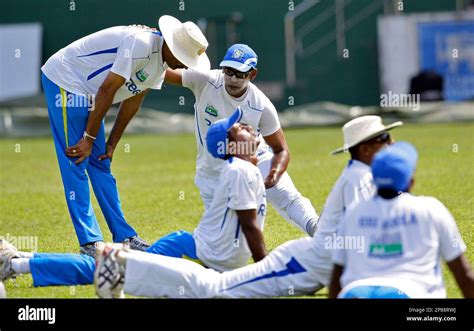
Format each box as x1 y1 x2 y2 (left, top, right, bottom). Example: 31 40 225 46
0 108 268 288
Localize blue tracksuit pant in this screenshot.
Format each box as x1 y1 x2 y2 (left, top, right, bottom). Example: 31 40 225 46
30 230 198 286
41 73 136 245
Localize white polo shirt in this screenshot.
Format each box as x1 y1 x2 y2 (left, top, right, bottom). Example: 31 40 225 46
333 193 467 298
182 69 281 179
41 26 167 104
194 157 267 271
313 159 376 263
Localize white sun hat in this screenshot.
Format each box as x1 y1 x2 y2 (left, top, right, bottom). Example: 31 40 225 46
331 115 403 155
158 15 210 71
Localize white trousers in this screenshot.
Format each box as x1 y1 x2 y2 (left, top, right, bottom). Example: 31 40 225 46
195 149 319 235
124 237 331 298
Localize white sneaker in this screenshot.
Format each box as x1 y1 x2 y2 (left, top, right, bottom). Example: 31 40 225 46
94 244 125 298
0 240 20 282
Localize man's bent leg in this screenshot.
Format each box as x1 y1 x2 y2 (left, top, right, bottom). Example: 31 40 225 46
258 151 319 236
87 122 137 242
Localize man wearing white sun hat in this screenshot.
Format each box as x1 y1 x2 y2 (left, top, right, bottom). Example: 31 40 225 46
329 141 473 298
40 15 210 256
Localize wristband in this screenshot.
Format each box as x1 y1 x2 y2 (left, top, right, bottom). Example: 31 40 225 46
83 131 96 141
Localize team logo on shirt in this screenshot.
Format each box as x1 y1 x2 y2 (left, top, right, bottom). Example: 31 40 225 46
136 69 149 82
204 104 219 117
368 232 403 258
125 78 142 95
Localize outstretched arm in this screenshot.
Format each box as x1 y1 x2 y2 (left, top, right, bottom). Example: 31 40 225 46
328 264 344 298
447 254 474 298
237 209 267 262
165 68 184 86
98 89 150 162
262 128 290 189
65 72 125 164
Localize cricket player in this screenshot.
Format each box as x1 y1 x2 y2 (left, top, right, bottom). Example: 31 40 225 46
0 108 268 286
40 15 210 255
329 142 474 299
90 116 403 298
164 44 319 236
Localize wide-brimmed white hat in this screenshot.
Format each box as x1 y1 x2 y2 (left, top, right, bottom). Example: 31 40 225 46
331 116 403 155
158 15 210 71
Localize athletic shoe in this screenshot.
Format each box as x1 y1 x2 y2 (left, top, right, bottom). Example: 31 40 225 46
80 241 105 257
124 236 150 251
0 239 20 255
0 240 20 282
94 244 125 298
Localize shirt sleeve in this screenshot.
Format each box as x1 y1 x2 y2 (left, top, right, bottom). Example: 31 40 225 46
227 168 258 211
332 214 348 266
431 198 467 262
182 69 213 96
110 34 147 81
259 99 281 137
342 181 360 212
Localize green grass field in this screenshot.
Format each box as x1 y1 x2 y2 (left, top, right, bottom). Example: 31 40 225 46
0 122 473 298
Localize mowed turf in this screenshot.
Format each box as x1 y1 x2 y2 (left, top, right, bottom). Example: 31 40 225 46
0 122 473 298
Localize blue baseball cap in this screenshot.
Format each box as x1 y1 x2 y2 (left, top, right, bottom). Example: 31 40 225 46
206 107 243 159
371 142 418 192
219 44 258 72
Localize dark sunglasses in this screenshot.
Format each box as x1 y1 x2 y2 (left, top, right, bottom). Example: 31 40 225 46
223 67 253 79
366 132 391 144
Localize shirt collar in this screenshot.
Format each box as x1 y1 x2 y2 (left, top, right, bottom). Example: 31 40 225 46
348 159 371 170
157 36 166 69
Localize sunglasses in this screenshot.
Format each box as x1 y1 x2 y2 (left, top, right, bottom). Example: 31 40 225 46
223 67 253 79
366 132 391 144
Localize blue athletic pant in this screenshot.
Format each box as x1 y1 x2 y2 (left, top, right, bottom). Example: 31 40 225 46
146 230 198 259
30 230 197 286
41 73 136 245
341 286 410 299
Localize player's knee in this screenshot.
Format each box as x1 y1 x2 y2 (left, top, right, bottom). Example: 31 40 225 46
266 185 301 210
87 157 111 173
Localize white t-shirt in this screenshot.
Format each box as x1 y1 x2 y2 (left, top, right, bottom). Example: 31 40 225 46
332 193 467 298
182 69 281 178
313 159 375 263
41 26 167 104
194 157 267 271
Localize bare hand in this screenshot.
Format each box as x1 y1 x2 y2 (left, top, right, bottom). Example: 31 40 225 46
65 138 93 165
264 169 279 189
98 144 115 162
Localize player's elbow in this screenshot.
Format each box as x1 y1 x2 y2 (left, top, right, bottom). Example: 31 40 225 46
285 148 291 162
